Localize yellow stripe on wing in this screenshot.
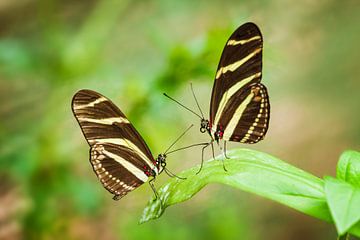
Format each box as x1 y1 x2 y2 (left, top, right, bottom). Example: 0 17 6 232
73 96 107 110
215 48 261 79
212 72 261 133
102 149 149 182
222 92 254 140
88 138 157 175
78 117 130 125
227 35 261 46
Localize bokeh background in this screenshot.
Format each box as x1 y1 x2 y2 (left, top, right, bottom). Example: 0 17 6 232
0 0 359 239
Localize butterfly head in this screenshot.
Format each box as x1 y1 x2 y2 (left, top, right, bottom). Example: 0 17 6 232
155 153 167 173
200 119 210 133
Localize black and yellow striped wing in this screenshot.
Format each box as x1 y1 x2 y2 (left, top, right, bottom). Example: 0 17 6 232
72 89 156 200
209 22 270 143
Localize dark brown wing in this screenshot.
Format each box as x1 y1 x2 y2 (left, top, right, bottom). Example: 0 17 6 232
72 89 155 199
209 22 269 143
210 23 263 124
220 83 270 143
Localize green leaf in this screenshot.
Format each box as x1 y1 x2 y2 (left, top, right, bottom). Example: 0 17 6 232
140 148 331 224
349 221 360 237
337 150 360 187
337 233 349 240
324 176 360 235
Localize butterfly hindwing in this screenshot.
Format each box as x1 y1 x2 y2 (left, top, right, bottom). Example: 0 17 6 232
90 143 146 199
72 89 155 199
222 83 270 143
209 22 269 143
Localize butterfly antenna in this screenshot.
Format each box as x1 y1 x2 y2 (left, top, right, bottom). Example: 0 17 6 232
190 82 204 119
166 142 209 155
163 93 202 119
164 124 194 154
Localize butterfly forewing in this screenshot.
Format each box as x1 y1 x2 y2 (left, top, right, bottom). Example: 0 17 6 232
209 22 269 142
72 89 155 199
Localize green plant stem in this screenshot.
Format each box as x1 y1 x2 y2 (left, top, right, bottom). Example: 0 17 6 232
337 233 349 240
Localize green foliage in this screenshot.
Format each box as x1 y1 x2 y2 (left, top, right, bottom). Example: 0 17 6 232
337 151 360 187
325 150 360 236
325 177 360 235
141 149 360 238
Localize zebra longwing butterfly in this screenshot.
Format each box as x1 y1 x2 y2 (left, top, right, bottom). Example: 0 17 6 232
72 89 182 200
165 22 269 167
206 22 269 143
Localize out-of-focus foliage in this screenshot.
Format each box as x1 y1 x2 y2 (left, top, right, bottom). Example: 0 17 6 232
0 0 359 239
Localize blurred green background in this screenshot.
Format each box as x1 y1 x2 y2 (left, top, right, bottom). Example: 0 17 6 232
0 0 359 239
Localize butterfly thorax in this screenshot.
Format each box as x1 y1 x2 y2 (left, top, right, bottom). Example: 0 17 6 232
143 164 156 177
142 154 166 177
212 124 224 143
204 119 224 143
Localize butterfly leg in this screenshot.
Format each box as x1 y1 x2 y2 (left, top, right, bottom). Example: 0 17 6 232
196 141 213 174
216 141 228 172
221 158 228 172
164 167 187 180
149 177 163 209
211 141 215 160
223 141 230 159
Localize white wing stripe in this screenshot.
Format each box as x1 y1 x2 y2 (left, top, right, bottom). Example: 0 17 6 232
227 36 261 46
212 72 261 131
223 92 254 140
73 97 107 110
102 149 148 182
88 138 157 174
215 48 261 79
78 117 129 125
